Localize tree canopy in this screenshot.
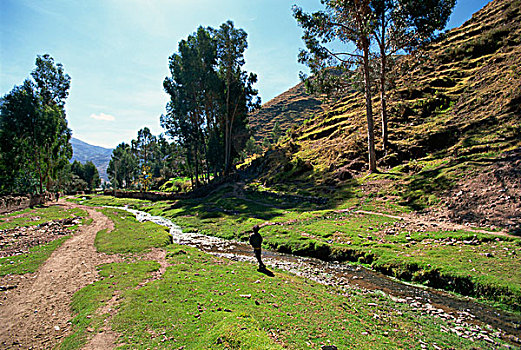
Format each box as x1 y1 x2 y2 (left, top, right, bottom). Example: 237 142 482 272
161 21 260 187
0 54 72 194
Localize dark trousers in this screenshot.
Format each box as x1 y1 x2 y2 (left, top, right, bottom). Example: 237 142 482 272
253 247 264 267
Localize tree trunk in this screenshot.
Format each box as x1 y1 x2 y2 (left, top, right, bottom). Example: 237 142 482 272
362 38 377 173
224 70 232 176
224 118 230 175
35 150 44 194
379 21 389 154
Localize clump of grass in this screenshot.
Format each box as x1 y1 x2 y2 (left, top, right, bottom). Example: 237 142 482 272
95 208 172 254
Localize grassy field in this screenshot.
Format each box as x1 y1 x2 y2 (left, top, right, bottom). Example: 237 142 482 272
69 194 521 313
61 203 501 349
0 206 89 276
96 208 172 254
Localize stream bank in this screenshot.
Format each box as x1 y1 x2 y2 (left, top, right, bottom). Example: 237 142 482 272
123 207 521 347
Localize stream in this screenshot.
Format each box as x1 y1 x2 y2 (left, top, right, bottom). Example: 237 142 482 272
123 207 521 347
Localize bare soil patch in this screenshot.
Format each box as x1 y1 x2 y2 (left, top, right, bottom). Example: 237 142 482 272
428 148 521 235
0 217 81 258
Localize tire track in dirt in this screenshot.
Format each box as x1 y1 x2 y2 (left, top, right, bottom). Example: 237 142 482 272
0 201 121 350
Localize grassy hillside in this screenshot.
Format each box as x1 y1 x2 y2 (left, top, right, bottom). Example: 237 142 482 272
248 81 325 143
247 0 521 233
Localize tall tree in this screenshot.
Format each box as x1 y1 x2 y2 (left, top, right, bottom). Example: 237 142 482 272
0 81 39 193
107 142 137 189
132 127 157 165
214 21 260 174
162 26 219 187
294 0 378 172
373 0 456 152
162 22 259 185
0 54 72 193
70 160 100 190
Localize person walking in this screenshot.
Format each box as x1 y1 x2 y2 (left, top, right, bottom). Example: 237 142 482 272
249 225 266 270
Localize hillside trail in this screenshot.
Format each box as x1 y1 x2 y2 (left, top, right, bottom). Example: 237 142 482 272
0 200 121 350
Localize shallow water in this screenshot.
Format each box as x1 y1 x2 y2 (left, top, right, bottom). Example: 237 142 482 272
123 207 521 346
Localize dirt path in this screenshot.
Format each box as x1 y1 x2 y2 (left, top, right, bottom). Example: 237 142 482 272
0 201 119 350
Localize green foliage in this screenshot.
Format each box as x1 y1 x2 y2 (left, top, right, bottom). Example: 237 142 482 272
159 177 191 193
70 160 101 191
162 21 260 185
0 54 72 194
107 142 138 189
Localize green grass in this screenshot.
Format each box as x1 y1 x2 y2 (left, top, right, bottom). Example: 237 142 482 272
0 206 89 276
67 195 153 209
59 261 160 350
0 236 71 276
108 245 491 349
259 213 521 311
95 208 172 254
61 198 507 349
73 193 521 312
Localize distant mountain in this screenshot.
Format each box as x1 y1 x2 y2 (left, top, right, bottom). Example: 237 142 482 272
70 137 113 182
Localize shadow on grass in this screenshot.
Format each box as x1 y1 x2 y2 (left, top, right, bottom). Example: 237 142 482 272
257 266 275 277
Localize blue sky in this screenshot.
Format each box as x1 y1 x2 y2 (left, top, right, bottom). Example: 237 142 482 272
1 0 490 148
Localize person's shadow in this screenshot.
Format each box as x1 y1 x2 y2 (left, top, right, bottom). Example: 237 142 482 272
257 266 274 277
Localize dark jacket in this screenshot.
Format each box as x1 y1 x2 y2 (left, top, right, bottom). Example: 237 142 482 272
249 232 262 248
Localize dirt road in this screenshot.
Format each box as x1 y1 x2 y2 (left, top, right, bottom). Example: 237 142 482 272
0 202 118 350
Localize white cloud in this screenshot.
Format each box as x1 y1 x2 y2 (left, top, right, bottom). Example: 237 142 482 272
90 112 115 121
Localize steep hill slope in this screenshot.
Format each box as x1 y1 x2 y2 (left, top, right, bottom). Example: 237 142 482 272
249 81 324 142
70 138 113 182
246 0 521 233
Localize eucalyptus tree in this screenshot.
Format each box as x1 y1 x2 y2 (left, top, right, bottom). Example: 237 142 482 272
71 160 100 190
132 127 157 165
162 26 220 187
0 54 72 194
162 22 259 184
373 0 456 152
293 0 456 169
214 20 260 174
107 142 138 189
294 0 378 172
